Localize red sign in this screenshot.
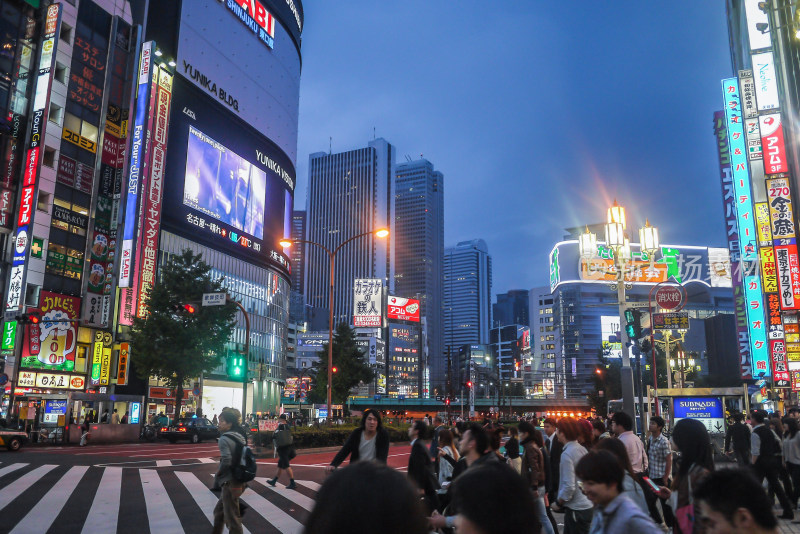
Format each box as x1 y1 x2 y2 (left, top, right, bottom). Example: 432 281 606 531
387 296 420 322
148 386 191 400
655 286 683 310
776 244 800 310
760 113 788 175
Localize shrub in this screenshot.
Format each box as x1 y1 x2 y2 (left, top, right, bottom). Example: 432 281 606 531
257 423 414 448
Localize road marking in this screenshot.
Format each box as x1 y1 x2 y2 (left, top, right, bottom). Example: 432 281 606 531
140 469 184 533
0 465 57 509
197 457 216 463
155 460 172 467
254 477 315 511
296 480 321 491
240 489 303 534
0 463 27 479
82 467 122 534
174 471 252 534
10 465 89 534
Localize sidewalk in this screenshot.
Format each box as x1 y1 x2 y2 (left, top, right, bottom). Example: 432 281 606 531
781 520 800 534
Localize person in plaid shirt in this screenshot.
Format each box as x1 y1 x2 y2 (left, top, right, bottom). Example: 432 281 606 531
646 416 673 529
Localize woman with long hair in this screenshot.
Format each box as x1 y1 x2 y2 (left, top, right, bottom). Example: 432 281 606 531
656 419 713 534
326 409 389 471
437 428 460 486
784 416 800 508
519 421 555 534
551 417 594 534
594 437 648 514
505 426 522 474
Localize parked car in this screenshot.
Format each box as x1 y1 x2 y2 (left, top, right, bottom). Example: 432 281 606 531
159 417 220 444
0 429 29 451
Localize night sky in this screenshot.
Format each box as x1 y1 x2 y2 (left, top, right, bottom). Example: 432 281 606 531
294 2 732 296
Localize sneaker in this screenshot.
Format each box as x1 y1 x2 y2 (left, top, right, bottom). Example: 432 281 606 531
266 478 277 487
287 480 297 490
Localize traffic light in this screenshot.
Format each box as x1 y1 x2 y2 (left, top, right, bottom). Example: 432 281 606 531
466 380 473 389
171 303 198 314
624 308 642 340
445 398 450 406
227 354 246 379
16 313 40 325
332 366 338 374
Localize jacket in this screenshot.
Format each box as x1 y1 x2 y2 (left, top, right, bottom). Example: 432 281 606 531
557 440 593 510
330 427 390 466
588 493 662 534
408 439 438 493
520 437 545 488
429 424 443 459
725 422 751 453
545 433 562 499
215 430 247 487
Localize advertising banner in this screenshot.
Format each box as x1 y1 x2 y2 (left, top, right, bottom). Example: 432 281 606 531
746 118 762 160
136 67 173 318
117 343 130 386
767 177 796 242
387 296 420 322
761 247 778 293
119 41 154 288
759 114 788 175
353 279 383 327
672 397 725 433
90 338 102 385
776 245 800 310
739 70 758 118
744 0 773 51
18 372 85 391
652 312 689 330
745 274 770 376
756 202 773 246
601 316 622 358
1 322 15 351
722 79 758 262
752 52 780 111
6 5 62 311
20 292 80 372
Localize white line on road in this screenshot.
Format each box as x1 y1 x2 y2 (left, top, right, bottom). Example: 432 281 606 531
174 471 251 534
196 457 216 463
82 467 122 534
0 463 28 479
296 480 321 491
155 460 172 467
139 468 184 533
11 465 89 534
0 465 57 509
254 478 315 511
240 489 304 534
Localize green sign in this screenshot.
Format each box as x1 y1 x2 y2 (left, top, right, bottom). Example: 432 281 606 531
2 322 16 351
30 237 44 259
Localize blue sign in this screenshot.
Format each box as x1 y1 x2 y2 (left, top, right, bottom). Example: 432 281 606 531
721 78 758 262
374 395 381 401
744 274 770 377
130 402 141 424
44 399 68 424
672 397 726 433
317 409 328 418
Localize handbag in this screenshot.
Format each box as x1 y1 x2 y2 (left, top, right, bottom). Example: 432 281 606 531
674 470 695 534
288 445 297 459
274 428 293 447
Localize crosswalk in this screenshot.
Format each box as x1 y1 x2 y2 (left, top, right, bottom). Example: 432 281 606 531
0 462 317 533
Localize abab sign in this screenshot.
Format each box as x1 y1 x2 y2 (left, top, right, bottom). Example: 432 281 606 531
387 296 420 322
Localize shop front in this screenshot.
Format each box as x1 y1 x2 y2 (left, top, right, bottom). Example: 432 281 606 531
11 370 87 439
147 386 196 422
65 392 144 443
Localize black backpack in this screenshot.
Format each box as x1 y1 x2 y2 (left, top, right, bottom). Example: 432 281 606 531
227 435 257 482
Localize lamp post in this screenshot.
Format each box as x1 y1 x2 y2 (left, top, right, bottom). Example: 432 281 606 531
670 348 695 389
579 201 659 421
280 228 389 424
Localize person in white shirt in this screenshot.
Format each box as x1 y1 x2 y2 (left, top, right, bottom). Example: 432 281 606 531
610 411 647 475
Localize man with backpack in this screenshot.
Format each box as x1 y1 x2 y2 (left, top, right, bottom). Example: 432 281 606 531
212 408 255 534
267 414 297 489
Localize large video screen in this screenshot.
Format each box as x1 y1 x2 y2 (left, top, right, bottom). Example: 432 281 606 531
161 76 295 274
184 126 266 240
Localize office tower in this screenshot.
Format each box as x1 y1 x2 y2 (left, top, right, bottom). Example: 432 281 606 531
493 290 530 327
305 138 395 324
394 159 444 393
443 239 492 351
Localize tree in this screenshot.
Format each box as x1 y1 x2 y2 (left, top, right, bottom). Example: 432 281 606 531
130 250 237 413
308 322 373 404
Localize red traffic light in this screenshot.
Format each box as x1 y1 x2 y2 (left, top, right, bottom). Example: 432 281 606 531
183 304 196 314
332 366 338 373
29 314 40 324
466 381 473 388
445 398 450 406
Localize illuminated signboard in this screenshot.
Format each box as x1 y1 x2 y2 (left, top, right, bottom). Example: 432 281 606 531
160 76 294 273
759 114 788 175
117 343 130 386
722 78 758 262
744 0 772 50
672 397 725 433
776 245 800 311
222 0 276 49
119 41 154 288
767 177 796 242
761 247 778 294
353 279 383 327
6 5 61 311
745 274 770 377
756 202 773 246
387 296 420 322
752 52 780 111
652 312 690 330
20 292 80 372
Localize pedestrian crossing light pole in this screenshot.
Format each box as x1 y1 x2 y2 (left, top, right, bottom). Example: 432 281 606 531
204 292 249 422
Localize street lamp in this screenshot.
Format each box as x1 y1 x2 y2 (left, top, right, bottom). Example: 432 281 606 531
581 200 659 421
279 228 390 423
670 348 695 389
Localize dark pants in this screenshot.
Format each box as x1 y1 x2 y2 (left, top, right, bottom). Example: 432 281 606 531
754 456 794 515
788 462 800 506
644 476 673 527
733 448 751 466
564 506 592 534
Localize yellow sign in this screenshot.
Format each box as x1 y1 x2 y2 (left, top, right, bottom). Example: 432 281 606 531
62 128 97 154
17 370 36 387
760 247 778 293
117 343 130 386
787 333 800 344
767 177 796 241
756 202 773 246
100 348 111 386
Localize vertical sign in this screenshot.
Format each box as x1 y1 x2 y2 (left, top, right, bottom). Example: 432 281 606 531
136 67 173 318
5 5 62 311
766 176 800 310
90 335 102 385
755 203 773 246
713 110 752 379
1 322 16 351
744 0 773 51
119 41 153 287
745 274 770 377
759 114 788 175
353 279 383 327
752 52 780 111
117 343 129 386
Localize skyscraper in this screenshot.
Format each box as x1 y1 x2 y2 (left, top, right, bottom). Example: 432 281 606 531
493 290 530 327
443 239 492 353
304 138 395 324
394 159 445 392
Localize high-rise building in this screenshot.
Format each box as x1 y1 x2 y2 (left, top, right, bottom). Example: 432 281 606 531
493 290 530 328
529 286 558 397
394 159 444 393
443 239 492 350
304 139 395 325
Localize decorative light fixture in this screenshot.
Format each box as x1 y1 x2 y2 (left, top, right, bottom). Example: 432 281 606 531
579 226 597 259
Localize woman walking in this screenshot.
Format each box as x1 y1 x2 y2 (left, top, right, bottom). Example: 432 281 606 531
784 416 800 508
326 409 390 470
519 421 555 534
267 414 296 489
505 426 522 474
550 417 594 534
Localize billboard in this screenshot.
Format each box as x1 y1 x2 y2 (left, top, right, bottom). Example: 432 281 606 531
759 114 788 175
387 296 420 322
767 177 796 242
353 279 383 327
672 397 725 433
752 52 780 111
388 323 420 398
160 76 294 274
600 315 622 359
20 292 80 372
744 0 773 51
745 273 770 377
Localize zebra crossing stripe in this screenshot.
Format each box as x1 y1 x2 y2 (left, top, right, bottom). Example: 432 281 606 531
0 465 57 509
0 463 28 480
82 466 123 534
254 477 315 511
10 465 90 534
240 486 304 534
296 480 321 491
139 468 185 533
174 471 252 534
196 457 216 464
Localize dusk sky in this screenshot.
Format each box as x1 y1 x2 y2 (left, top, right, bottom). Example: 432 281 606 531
294 2 733 297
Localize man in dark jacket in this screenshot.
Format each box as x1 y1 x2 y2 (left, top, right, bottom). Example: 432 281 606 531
725 412 751 465
408 419 439 512
326 409 389 471
429 416 444 474
542 417 562 503
751 410 793 519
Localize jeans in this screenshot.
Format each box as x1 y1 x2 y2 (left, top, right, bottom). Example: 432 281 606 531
534 488 555 534
212 482 245 534
644 476 673 527
564 506 593 534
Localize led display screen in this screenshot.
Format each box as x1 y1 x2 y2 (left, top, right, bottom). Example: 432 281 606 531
162 76 294 274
